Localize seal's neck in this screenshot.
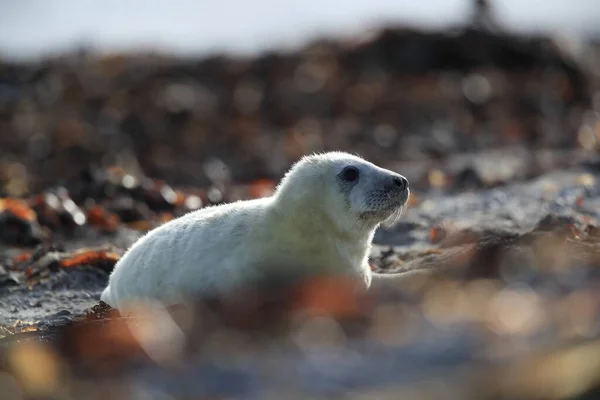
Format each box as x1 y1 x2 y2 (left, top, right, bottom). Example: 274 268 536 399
270 188 376 245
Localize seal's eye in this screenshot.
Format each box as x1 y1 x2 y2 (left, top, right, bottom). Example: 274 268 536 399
340 166 359 182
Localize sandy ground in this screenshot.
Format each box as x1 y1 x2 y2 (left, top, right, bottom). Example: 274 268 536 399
1 148 598 329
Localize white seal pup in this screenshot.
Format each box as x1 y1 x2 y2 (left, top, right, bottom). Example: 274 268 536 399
101 152 409 312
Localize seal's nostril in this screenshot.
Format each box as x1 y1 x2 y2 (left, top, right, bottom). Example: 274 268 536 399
393 176 406 189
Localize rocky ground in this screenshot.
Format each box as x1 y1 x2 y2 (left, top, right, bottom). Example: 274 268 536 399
1 25 600 400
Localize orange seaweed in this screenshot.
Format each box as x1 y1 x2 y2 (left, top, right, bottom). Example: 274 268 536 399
127 220 154 231
429 226 446 244
0 198 37 221
248 179 276 199
13 252 32 263
292 276 368 319
59 250 121 269
86 205 120 232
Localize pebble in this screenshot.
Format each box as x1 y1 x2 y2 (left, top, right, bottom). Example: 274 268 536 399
28 299 41 307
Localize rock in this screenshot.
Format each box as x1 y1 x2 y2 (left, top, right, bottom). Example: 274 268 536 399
0 211 42 246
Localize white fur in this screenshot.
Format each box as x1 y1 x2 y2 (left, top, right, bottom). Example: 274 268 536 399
101 152 409 312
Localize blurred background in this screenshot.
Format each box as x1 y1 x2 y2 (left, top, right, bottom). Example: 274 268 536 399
0 0 599 195
2 1 600 400
1 0 599 58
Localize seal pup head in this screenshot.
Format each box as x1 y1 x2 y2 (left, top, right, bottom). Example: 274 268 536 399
273 152 410 236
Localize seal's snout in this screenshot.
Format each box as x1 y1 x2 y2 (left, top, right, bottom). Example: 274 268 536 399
385 174 408 193
392 175 408 191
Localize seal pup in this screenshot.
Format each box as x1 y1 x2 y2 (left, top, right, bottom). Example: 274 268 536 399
101 152 409 312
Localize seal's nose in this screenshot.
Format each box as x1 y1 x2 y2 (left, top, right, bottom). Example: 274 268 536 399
392 175 408 191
